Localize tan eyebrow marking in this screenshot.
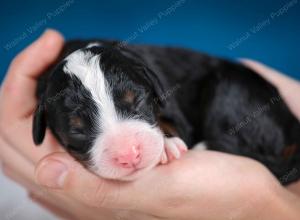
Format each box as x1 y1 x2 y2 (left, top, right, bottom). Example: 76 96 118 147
122 90 136 104
70 117 84 128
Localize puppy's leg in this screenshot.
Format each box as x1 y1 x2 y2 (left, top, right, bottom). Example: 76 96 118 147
160 137 188 164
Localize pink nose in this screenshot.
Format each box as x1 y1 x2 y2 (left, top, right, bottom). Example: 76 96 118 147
113 145 141 168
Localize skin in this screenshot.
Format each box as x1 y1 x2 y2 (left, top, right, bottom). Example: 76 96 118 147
1 29 300 220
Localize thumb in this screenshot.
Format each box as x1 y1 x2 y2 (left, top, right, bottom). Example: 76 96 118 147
34 152 134 209
0 29 64 120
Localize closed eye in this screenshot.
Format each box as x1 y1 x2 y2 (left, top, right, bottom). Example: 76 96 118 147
69 130 87 140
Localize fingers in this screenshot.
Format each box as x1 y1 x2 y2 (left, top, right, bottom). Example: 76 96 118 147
0 138 69 217
0 138 99 220
35 152 133 210
0 138 57 205
29 192 79 220
0 137 35 182
0 130 61 184
0 29 64 121
33 151 207 217
34 153 155 218
2 163 37 192
241 59 300 120
1 118 64 165
4 162 97 220
30 193 141 220
0 136 56 196
240 59 298 86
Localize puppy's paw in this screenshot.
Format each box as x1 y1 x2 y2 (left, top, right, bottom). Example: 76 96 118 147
160 137 188 164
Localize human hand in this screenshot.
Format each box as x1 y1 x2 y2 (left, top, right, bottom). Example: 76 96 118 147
34 150 286 220
0 29 133 220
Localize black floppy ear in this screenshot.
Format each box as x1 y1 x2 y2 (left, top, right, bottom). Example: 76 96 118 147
143 67 166 107
32 97 47 145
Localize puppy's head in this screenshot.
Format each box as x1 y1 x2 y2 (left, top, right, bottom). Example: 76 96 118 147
33 43 165 180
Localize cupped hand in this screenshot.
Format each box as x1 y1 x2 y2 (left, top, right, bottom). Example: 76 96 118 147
35 150 281 220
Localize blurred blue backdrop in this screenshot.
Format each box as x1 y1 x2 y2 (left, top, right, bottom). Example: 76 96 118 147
0 0 299 82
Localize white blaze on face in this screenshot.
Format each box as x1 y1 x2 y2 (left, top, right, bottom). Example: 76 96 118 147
63 49 164 180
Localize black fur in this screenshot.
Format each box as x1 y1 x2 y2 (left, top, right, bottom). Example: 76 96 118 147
33 40 300 184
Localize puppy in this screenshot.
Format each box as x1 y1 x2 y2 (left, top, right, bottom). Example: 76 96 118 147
33 40 300 184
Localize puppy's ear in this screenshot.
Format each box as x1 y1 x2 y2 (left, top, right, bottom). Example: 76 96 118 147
32 96 47 145
143 67 166 107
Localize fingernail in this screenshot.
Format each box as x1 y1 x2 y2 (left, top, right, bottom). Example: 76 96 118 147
36 160 67 189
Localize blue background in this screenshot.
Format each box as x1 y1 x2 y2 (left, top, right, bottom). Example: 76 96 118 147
1 0 299 83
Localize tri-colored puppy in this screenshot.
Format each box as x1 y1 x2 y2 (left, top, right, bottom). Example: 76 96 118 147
33 40 300 184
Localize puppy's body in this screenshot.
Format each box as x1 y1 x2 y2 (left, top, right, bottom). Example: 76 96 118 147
34 40 300 184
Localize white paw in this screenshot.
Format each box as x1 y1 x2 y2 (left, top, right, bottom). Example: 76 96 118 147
193 141 208 151
160 137 188 164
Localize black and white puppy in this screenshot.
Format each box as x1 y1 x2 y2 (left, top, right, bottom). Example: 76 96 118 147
33 40 300 184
